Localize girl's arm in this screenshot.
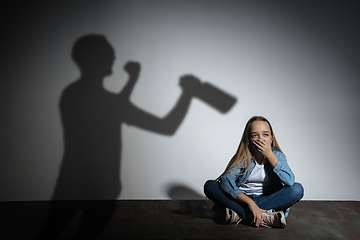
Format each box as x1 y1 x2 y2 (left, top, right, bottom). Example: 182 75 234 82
236 193 266 227
220 165 266 227
253 139 295 186
272 151 295 186
219 168 246 199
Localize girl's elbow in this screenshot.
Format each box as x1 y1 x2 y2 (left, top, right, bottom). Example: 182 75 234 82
286 176 295 186
280 173 295 187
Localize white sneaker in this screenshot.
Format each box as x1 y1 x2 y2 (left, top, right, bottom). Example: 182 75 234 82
224 208 242 226
260 210 286 228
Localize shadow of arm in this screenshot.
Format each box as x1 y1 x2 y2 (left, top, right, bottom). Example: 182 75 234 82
124 91 192 135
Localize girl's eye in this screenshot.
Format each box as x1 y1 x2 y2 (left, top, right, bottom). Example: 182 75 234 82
264 134 269 137
252 134 258 138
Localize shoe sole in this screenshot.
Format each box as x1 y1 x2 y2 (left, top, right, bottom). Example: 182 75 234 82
277 211 286 228
224 208 231 224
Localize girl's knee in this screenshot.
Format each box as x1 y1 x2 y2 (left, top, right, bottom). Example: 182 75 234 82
292 182 304 200
204 180 217 191
203 180 220 197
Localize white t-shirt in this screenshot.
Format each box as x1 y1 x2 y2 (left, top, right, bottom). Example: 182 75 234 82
239 161 270 195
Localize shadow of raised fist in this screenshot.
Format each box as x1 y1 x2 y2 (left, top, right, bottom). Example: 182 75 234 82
124 61 141 78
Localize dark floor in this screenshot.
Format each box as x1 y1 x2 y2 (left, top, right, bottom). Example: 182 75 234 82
1 200 360 240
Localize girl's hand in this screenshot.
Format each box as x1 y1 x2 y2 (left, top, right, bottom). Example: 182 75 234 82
249 203 266 227
253 139 273 158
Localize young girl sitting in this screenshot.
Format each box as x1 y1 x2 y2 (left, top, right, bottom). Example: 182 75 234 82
204 116 304 228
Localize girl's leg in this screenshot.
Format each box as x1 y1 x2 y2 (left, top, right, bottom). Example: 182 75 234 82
255 182 304 213
204 180 247 219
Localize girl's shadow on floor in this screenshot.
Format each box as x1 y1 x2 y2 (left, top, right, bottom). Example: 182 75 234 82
167 184 214 219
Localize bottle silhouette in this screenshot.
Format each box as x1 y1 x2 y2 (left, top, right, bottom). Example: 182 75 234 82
180 77 236 113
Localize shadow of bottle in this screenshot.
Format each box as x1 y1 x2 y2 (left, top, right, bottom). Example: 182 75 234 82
181 80 237 114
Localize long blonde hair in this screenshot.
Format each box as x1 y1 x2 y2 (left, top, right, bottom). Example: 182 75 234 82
216 116 283 180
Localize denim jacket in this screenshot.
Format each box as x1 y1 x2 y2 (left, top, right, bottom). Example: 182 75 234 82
219 151 295 199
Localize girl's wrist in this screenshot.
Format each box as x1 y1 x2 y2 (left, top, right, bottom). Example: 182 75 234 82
266 152 279 167
265 151 275 158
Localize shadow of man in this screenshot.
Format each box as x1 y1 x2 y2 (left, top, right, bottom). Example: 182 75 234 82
38 34 200 239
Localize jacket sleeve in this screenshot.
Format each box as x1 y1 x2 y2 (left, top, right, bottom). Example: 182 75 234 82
219 168 244 199
272 151 295 186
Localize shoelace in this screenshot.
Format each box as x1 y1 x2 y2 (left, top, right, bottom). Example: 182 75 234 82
260 212 274 228
229 209 242 226
234 218 242 226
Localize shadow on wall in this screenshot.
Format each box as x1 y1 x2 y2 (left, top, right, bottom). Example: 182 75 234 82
166 183 206 200
38 34 236 239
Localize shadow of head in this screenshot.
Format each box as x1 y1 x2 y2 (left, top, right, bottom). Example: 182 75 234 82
72 34 115 77
166 183 205 200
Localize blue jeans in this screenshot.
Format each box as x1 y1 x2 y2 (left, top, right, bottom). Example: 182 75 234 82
204 180 304 219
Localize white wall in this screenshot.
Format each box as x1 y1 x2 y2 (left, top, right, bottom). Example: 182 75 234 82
1 1 360 201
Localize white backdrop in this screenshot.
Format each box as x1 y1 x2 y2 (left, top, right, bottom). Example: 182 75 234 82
1 1 360 201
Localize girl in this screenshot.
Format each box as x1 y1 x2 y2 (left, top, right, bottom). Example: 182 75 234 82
204 116 304 228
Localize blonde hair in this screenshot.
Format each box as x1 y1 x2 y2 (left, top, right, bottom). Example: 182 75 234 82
216 116 283 181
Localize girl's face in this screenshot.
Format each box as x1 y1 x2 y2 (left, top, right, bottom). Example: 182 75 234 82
249 121 273 149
